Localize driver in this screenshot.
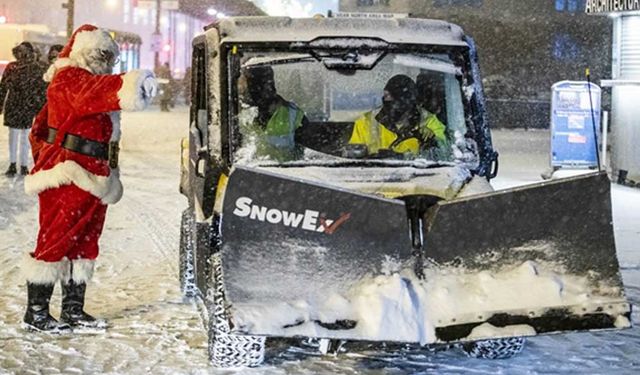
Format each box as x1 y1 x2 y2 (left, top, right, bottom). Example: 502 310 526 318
348 74 447 158
240 65 309 162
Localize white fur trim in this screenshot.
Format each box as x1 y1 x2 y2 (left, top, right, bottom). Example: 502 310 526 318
109 111 121 142
22 253 70 284
43 57 92 82
24 160 123 205
118 70 153 111
69 259 96 283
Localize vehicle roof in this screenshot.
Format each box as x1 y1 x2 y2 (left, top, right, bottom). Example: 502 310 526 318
211 16 468 47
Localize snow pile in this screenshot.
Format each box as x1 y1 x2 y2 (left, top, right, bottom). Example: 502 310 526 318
232 270 435 344
422 260 617 326
230 259 627 345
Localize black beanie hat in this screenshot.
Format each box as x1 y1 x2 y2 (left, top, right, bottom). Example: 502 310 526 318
244 65 275 84
384 74 417 104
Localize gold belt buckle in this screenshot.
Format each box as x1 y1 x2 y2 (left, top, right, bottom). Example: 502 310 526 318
108 142 120 169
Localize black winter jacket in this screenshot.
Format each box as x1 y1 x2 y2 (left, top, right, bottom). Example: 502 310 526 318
0 60 47 129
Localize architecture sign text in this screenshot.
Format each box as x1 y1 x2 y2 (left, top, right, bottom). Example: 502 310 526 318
585 0 640 14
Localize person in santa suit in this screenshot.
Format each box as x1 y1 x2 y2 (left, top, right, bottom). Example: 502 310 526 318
22 24 158 332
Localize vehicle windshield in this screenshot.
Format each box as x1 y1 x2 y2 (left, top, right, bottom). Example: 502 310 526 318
228 46 476 166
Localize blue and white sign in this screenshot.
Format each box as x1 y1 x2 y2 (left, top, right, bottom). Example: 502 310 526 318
550 81 601 168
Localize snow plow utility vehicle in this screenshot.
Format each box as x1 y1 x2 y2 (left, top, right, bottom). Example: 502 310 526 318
179 15 632 368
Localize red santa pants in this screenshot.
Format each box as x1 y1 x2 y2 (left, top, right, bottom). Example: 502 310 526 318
33 184 108 262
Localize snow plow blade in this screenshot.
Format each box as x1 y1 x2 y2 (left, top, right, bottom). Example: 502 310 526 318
423 172 631 342
220 166 415 340
220 167 631 344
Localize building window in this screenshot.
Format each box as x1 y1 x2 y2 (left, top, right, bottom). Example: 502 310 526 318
357 0 390 6
555 0 585 12
434 0 483 6
553 33 580 60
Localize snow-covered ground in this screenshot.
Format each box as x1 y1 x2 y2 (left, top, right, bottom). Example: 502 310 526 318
0 109 638 374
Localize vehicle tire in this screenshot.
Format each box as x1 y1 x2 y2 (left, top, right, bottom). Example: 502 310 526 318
207 254 266 368
460 337 526 359
179 209 197 299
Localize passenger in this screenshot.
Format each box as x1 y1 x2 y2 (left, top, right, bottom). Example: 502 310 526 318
416 71 446 123
416 71 451 159
348 74 447 158
240 65 308 161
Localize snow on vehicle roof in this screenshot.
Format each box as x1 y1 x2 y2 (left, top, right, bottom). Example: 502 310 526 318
213 16 468 47
393 55 462 75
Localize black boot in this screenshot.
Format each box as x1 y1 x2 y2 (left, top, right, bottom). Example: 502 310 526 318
23 282 71 333
4 163 16 177
60 280 106 329
20 166 29 176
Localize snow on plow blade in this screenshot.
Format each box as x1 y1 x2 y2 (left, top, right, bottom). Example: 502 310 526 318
423 172 631 343
220 167 631 344
220 166 415 340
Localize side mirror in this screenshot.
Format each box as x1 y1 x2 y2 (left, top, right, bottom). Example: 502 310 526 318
196 109 208 144
489 151 499 179
190 109 209 178
343 144 368 159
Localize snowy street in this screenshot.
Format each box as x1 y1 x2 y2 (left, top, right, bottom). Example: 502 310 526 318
1 108 639 374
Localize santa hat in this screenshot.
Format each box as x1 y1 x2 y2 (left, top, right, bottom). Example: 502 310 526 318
44 24 119 81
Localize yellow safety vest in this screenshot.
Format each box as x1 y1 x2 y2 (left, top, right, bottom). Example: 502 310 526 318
250 102 304 162
349 109 447 156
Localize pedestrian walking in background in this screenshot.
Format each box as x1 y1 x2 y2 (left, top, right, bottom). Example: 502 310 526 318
183 66 192 105
155 62 174 112
47 45 65 66
0 42 47 177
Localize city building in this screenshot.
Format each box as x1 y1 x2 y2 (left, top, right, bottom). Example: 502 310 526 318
587 3 640 185
0 0 264 76
339 0 612 130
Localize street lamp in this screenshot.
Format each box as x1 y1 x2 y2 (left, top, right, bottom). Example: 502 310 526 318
62 0 75 38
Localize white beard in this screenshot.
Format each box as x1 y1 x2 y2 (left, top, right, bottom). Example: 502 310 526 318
87 60 113 75
81 49 116 75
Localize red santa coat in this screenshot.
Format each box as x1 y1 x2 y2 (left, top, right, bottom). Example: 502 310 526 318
22 24 154 284
26 66 150 204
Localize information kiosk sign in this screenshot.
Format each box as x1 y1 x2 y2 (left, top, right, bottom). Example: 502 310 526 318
550 81 601 168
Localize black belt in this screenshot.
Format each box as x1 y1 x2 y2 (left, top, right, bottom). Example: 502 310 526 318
46 128 119 168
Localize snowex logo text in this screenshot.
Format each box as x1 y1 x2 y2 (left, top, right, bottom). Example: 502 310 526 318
233 196 351 234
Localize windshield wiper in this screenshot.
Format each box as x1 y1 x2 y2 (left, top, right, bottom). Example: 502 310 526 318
242 54 319 68
311 49 386 70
